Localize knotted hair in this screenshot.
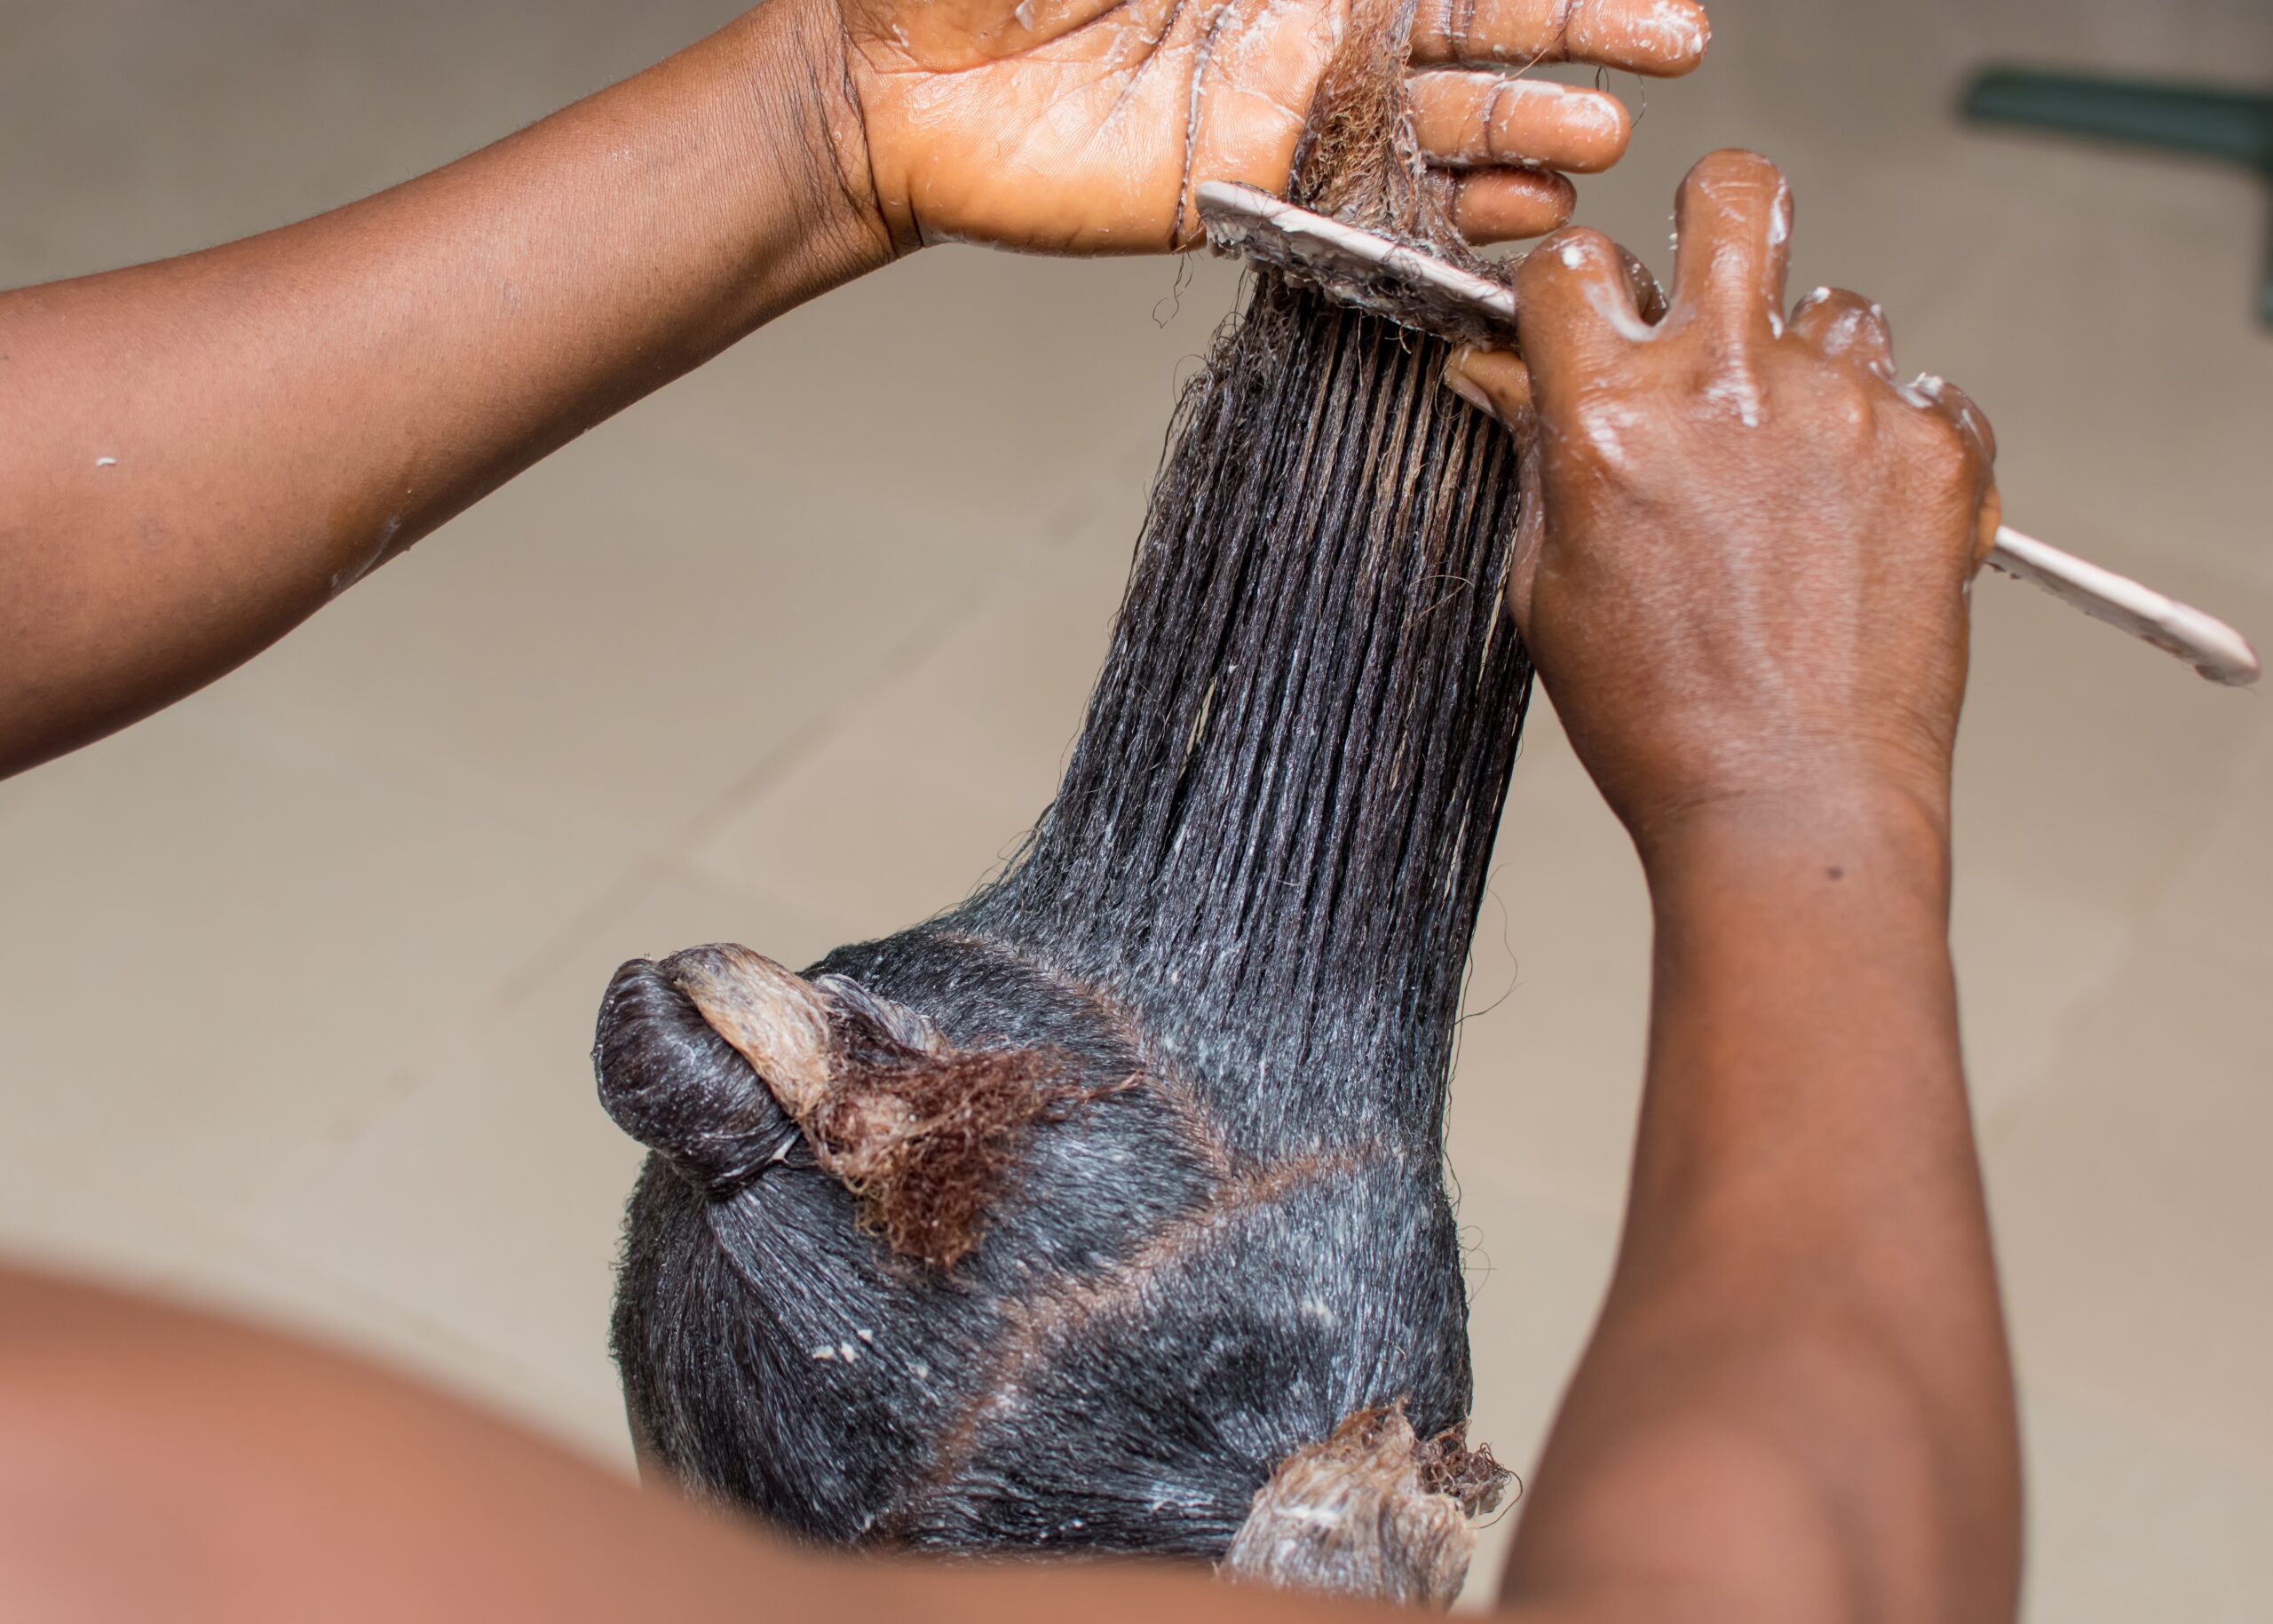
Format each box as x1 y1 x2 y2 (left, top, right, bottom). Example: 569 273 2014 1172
596 3 1532 1604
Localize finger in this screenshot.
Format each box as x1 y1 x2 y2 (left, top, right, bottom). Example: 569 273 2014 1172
1972 478 2004 572
1615 242 1670 323
1787 286 1896 378
1442 348 1550 632
1915 375 1999 467
1969 476 2005 572
1409 72 1632 174
1443 345 1534 425
1449 167 1578 243
1512 226 1650 381
1412 0 1712 77
1908 375 2001 571
1668 149 1793 340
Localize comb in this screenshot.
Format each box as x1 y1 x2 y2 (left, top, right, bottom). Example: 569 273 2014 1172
1197 181 2260 688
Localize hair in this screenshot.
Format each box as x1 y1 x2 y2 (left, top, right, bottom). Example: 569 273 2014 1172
595 12 1534 1605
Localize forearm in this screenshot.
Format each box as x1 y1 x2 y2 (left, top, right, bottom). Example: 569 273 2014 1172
1502 789 2020 1623
0 0 883 778
0 1267 1362 1624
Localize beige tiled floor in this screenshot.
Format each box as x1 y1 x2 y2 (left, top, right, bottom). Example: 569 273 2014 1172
4 0 2269 1616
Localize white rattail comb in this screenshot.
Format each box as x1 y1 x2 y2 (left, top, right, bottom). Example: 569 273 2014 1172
1196 181 2260 688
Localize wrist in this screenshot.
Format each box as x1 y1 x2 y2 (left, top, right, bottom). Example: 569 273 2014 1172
1633 771 1953 920
706 0 898 321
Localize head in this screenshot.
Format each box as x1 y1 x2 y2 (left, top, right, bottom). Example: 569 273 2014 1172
598 925 1501 1595
598 52 1531 1594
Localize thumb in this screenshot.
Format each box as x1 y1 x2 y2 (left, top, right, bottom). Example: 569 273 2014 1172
1444 348 1545 635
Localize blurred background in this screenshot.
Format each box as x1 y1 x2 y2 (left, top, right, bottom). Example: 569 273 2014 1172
2 0 2268 1614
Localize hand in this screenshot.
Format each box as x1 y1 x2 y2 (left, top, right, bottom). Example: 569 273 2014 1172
1445 150 2000 846
830 0 1710 254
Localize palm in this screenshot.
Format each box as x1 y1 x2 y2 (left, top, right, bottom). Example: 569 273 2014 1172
839 0 1711 255
844 0 1338 253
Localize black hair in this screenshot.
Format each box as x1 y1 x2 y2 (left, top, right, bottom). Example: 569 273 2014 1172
598 269 1532 1601
597 13 1534 1601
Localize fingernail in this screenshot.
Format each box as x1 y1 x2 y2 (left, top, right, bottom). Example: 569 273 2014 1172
1443 361 1502 424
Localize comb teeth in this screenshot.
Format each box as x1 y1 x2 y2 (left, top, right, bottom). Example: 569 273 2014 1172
1195 182 1519 349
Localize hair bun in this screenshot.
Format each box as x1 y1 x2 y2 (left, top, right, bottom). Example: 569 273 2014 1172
1222 1404 1509 1608
598 942 1108 1270
593 953 802 1194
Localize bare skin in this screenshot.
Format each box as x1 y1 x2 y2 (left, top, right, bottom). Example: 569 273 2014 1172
0 149 2019 1622
1445 149 2019 1624
0 0 1703 780
844 0 1707 251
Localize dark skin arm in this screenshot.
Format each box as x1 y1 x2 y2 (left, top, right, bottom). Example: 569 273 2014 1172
1453 150 2019 1623
0 151 2019 1623
0 0 1697 779
0 0 878 778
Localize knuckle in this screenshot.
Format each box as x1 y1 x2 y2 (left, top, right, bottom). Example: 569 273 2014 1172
1564 224 1614 254
1908 405 1979 483
1553 0 1583 54
1797 288 1890 349
1823 289 1876 324
1939 384 1999 462
1520 226 1612 283
1470 75 1512 162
